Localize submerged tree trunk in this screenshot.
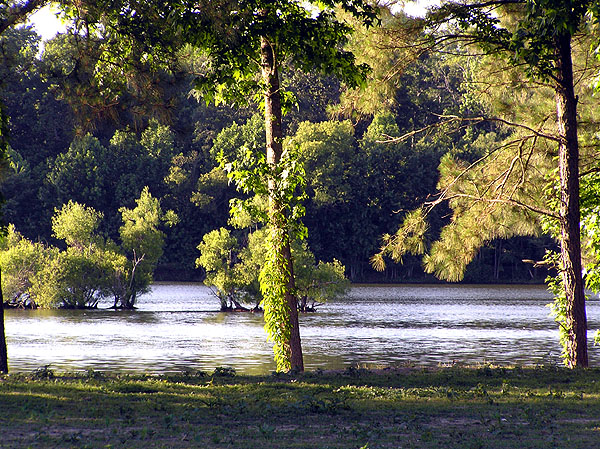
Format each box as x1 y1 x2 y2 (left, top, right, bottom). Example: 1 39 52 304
555 32 588 368
260 36 304 371
0 270 8 373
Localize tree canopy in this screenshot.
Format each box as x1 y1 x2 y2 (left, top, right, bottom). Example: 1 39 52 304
2 0 597 373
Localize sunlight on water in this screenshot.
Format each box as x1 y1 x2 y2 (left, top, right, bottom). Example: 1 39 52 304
5 283 600 374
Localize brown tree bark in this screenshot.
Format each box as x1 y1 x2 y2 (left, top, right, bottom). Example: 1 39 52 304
0 269 8 373
555 32 588 368
260 36 304 372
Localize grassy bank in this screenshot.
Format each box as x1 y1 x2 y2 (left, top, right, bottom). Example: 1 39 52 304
2 365 600 448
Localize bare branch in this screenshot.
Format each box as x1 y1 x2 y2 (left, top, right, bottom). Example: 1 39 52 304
376 114 560 144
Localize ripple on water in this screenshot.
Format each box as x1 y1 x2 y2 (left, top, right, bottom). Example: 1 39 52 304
5 283 599 373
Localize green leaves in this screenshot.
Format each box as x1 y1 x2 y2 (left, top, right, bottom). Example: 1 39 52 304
185 0 376 109
1 188 174 309
425 0 592 81
260 226 294 372
116 186 177 308
52 201 103 250
372 208 428 273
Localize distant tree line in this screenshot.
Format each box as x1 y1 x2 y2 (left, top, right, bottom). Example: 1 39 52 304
0 23 551 288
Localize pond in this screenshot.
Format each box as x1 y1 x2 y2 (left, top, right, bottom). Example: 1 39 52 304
5 283 600 374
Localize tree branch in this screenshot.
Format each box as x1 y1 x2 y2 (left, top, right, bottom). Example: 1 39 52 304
430 192 558 218
0 0 47 35
376 114 559 144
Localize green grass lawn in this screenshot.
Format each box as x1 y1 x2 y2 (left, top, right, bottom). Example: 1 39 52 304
2 365 600 448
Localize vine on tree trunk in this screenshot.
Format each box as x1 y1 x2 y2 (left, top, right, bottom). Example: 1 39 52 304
220 143 307 371
260 225 294 371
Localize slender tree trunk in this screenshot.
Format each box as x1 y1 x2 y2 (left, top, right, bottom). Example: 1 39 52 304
260 36 304 371
0 269 8 373
555 32 588 368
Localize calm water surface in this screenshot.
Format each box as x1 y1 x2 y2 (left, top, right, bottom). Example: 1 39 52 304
5 283 600 374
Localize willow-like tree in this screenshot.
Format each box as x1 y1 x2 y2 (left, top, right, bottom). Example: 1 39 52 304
373 0 599 367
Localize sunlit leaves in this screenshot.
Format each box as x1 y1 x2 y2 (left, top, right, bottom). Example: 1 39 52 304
195 227 241 308
288 119 356 204
0 225 53 306
116 186 177 307
52 200 102 250
0 188 174 309
189 0 375 109
259 225 294 371
372 208 428 272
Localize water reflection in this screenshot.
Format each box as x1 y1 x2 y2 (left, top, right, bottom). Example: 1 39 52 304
5 283 600 374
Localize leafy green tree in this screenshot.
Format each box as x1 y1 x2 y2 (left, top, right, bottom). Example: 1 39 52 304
169 0 376 371
287 119 369 274
37 201 108 308
196 227 246 310
44 122 177 240
1 189 174 309
237 1 369 372
294 249 349 312
108 121 176 208
288 113 444 281
113 186 177 309
0 225 50 307
0 27 73 241
40 18 180 135
210 113 266 164
360 111 443 223
51 200 103 249
581 174 600 297
290 120 356 206
197 226 350 312
1 26 73 168
31 246 109 309
46 134 113 213
164 162 235 276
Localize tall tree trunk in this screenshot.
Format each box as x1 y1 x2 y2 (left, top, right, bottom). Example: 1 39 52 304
0 269 8 373
555 32 588 368
260 36 304 371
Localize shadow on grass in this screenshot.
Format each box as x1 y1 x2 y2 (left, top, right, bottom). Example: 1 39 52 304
1 365 600 448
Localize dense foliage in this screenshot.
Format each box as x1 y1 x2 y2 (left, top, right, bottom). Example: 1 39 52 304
0 189 174 309
0 17 550 291
197 226 349 312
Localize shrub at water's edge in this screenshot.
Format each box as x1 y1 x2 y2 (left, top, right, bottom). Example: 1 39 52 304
197 226 350 312
0 188 176 309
